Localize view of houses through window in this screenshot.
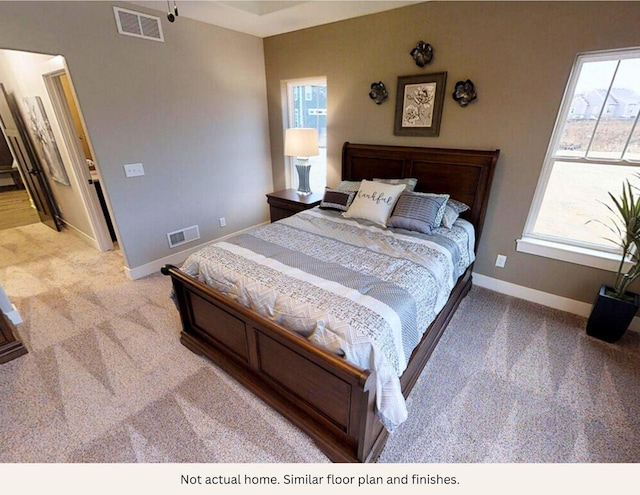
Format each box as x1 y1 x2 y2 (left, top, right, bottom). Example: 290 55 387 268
524 48 640 252
286 78 327 193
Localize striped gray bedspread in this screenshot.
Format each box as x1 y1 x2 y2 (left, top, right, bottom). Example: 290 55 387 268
179 208 475 431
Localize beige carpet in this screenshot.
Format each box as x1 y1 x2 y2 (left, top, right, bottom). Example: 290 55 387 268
0 222 638 463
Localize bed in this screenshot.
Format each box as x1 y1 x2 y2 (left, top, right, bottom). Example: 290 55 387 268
162 142 499 462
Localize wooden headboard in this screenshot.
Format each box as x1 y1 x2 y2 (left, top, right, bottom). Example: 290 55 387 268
342 142 499 249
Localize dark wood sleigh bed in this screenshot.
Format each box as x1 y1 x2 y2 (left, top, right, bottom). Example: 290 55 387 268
161 142 499 463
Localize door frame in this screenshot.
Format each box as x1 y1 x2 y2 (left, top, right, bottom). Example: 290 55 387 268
42 66 115 252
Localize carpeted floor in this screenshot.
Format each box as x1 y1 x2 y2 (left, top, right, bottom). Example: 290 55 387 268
0 222 638 463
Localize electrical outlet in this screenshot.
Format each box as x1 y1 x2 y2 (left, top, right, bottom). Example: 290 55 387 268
219 217 226 227
124 163 145 177
495 254 507 268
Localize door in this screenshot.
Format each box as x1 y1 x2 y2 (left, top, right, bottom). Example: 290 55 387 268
43 69 114 250
0 83 60 231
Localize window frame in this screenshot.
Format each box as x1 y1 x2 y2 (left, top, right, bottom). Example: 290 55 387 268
282 76 327 191
518 47 640 271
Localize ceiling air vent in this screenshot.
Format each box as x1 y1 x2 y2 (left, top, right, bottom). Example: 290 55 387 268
113 7 164 42
167 225 200 249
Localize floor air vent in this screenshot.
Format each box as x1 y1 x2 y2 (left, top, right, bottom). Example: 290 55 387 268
167 225 200 248
113 7 164 42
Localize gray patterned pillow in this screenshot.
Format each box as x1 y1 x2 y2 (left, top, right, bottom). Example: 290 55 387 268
441 199 470 228
320 187 356 211
373 177 418 192
387 191 449 234
335 180 362 193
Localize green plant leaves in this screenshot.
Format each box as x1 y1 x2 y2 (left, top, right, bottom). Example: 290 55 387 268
601 176 640 298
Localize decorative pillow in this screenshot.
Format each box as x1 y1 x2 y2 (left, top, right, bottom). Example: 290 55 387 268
387 192 449 234
319 187 356 212
441 199 470 228
342 180 406 226
373 177 418 192
335 180 361 193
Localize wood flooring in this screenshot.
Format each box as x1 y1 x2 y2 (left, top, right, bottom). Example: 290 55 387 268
0 189 40 231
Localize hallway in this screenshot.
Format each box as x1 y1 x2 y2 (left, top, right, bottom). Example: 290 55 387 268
0 188 39 231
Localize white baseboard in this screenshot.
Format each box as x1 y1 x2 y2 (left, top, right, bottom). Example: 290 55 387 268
125 243 205 280
125 222 270 280
472 272 640 332
60 218 101 251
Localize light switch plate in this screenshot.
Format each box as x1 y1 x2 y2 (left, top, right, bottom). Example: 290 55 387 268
124 163 145 177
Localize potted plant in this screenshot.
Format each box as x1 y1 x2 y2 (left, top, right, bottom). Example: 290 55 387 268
586 178 640 343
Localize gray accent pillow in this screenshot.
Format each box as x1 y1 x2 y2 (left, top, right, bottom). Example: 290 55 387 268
320 187 356 211
373 177 418 192
441 199 470 228
335 180 361 192
387 191 449 234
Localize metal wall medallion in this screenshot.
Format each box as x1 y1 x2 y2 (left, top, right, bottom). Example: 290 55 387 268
410 41 433 67
369 81 388 104
452 79 477 106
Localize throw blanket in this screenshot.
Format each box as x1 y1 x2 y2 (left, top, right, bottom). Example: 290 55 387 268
180 208 475 430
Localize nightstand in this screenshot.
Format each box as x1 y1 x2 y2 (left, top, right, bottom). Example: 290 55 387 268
266 188 323 222
0 311 27 364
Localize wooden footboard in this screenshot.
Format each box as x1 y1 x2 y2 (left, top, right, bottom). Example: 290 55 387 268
162 263 473 462
162 264 385 462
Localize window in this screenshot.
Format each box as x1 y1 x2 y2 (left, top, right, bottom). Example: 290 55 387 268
518 48 640 269
285 77 327 192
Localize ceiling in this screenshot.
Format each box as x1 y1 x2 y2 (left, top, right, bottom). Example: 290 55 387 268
129 1 424 38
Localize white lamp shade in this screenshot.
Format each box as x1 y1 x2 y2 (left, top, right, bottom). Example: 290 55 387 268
284 128 319 157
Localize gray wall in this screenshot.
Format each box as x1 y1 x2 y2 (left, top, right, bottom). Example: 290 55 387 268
264 1 640 305
0 1 272 273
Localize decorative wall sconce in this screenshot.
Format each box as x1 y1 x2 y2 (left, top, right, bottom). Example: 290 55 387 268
410 41 433 67
369 81 388 104
452 79 477 106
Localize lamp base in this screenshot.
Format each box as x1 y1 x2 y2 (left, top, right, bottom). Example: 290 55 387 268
295 163 312 195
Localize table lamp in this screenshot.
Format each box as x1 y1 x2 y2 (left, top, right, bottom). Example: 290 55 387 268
284 128 319 195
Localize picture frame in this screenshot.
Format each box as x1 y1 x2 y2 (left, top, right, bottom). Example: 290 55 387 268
394 72 447 137
23 96 70 185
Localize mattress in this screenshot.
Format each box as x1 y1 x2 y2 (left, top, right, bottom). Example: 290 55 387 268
179 207 475 430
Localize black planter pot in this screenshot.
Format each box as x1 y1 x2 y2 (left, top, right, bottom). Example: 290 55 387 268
586 284 639 343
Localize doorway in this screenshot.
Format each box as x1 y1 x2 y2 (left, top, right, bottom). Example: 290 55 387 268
0 50 122 327
43 67 117 250
0 48 117 252
0 116 39 231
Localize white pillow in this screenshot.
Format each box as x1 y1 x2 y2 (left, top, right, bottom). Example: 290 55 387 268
342 180 406 226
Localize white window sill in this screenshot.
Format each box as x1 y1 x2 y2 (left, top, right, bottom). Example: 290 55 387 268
516 236 630 273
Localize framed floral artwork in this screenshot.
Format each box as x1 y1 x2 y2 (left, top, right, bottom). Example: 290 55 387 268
394 72 447 137
23 96 70 185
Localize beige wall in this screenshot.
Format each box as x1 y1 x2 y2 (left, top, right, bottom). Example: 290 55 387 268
0 1 273 273
264 1 640 304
